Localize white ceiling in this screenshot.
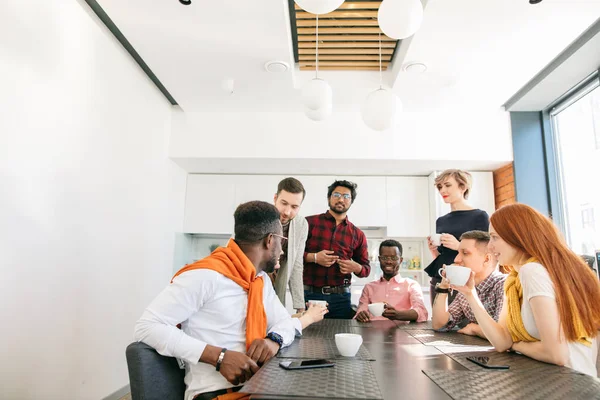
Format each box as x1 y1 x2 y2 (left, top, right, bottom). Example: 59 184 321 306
97 0 600 112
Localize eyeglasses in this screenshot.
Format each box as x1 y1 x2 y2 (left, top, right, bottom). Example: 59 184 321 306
378 256 400 262
271 233 288 245
332 192 352 200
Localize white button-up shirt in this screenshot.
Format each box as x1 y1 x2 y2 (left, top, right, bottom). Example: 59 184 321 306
134 269 302 400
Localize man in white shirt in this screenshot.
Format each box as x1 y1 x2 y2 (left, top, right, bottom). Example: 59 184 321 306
134 201 326 400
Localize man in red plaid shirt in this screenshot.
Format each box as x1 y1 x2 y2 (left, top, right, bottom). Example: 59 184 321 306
303 180 371 319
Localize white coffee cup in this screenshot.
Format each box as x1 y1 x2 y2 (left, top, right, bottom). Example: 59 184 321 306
367 302 385 317
430 233 442 246
438 264 471 286
335 333 363 357
308 300 327 308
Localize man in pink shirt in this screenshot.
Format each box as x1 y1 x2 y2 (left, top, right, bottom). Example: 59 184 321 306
355 239 428 323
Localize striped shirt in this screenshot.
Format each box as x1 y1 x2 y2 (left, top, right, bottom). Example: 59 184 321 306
446 270 506 329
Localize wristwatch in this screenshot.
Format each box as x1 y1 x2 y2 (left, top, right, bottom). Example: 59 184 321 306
266 332 283 350
434 283 450 294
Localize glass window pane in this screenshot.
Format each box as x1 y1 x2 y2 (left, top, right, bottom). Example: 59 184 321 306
553 84 600 256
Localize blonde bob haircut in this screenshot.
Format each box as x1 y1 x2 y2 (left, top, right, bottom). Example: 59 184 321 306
434 169 473 199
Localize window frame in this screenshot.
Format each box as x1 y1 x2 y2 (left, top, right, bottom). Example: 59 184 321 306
543 70 599 246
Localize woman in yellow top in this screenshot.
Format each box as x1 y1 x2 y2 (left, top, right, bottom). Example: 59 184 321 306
450 203 600 376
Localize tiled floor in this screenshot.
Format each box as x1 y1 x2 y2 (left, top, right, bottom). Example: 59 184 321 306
118 394 131 400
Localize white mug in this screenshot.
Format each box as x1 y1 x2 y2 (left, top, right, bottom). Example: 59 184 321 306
335 333 363 357
430 233 442 246
367 302 385 317
308 300 327 308
438 264 471 286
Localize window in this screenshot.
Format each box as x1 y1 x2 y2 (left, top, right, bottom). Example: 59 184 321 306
550 78 600 256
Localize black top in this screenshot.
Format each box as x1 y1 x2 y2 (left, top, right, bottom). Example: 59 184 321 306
424 209 490 278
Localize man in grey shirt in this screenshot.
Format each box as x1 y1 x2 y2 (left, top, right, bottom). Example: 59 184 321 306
270 177 309 313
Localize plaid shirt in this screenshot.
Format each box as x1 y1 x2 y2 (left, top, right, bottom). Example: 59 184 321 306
446 270 506 329
303 211 370 287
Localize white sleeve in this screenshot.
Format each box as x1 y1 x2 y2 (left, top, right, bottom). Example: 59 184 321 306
519 262 555 301
263 273 301 348
133 270 219 365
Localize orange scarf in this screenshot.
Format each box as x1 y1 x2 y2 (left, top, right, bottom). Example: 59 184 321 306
171 238 267 351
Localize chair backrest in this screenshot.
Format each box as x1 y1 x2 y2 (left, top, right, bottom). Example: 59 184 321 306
126 342 186 400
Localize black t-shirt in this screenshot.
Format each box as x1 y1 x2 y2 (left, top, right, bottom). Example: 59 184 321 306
424 209 490 278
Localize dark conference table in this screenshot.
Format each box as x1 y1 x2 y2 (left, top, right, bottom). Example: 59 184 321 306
243 319 600 400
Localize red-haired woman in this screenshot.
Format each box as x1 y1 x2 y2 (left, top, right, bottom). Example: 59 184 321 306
451 203 600 376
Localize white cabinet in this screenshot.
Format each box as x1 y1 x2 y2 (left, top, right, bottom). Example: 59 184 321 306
297 175 336 218
182 173 494 236
183 175 236 234
234 175 283 206
337 176 387 227
386 177 431 237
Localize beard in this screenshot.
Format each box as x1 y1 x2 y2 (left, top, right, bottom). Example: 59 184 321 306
329 202 349 214
382 266 399 279
264 249 280 274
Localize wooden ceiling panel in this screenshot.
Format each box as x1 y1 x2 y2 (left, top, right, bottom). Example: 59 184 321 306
294 2 382 10
298 48 394 55
298 41 396 49
290 1 399 71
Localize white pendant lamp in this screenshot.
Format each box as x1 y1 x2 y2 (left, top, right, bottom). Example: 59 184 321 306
301 14 332 120
305 101 333 121
295 0 344 15
378 0 423 40
361 33 401 131
302 78 332 111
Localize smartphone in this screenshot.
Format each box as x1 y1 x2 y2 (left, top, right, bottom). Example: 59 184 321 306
466 356 509 370
279 359 335 370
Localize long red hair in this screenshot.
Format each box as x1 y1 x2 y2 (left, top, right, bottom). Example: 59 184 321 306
490 203 600 341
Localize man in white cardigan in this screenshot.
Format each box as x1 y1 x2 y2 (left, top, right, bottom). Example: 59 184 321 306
270 177 308 313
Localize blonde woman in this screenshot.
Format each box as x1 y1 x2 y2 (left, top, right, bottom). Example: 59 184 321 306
424 170 489 305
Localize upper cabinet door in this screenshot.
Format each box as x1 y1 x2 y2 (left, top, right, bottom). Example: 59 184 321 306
297 176 336 218
386 177 431 238
183 175 236 234
234 175 283 207
336 176 387 227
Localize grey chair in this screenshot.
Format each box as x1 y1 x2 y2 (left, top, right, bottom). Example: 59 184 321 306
126 342 185 400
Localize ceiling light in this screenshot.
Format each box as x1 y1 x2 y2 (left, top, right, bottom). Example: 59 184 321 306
378 0 424 40
264 61 289 73
294 0 345 15
361 33 401 131
300 14 333 121
402 62 428 73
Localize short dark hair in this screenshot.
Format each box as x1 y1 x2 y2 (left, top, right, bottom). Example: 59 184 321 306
277 177 306 200
460 230 490 252
327 180 358 203
234 201 281 242
379 239 403 256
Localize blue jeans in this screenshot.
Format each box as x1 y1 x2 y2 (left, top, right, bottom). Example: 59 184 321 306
305 291 354 319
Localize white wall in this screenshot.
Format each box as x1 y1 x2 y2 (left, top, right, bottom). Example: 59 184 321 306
0 1 186 399
169 108 513 162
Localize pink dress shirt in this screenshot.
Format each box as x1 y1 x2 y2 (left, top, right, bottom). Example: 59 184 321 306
356 275 428 322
